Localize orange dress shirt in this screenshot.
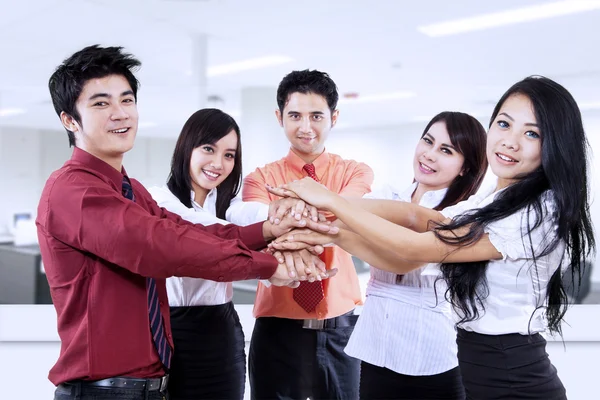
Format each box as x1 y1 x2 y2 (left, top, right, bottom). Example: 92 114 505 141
243 149 374 319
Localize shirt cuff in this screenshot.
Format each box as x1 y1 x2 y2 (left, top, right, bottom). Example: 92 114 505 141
239 221 269 250
251 250 278 280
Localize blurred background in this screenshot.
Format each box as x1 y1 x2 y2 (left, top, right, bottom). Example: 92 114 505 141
0 0 598 304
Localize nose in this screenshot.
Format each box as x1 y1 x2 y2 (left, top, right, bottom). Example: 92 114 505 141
423 147 436 162
501 132 520 151
299 117 312 133
110 104 130 121
209 155 224 170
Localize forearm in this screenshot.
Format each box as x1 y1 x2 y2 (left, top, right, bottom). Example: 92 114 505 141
335 228 424 274
343 197 444 232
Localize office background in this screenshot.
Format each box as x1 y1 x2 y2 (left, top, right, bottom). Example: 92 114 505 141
0 1 599 399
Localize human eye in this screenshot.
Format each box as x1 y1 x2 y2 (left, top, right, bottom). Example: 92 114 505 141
122 98 135 104
421 137 433 145
312 114 324 121
225 152 235 159
289 113 300 120
441 147 453 155
92 101 108 107
497 120 509 129
202 146 214 152
525 130 540 139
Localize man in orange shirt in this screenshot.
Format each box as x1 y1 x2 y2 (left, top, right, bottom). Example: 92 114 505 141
243 70 374 399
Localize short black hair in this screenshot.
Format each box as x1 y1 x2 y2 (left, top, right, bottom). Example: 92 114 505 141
276 69 339 114
48 45 141 147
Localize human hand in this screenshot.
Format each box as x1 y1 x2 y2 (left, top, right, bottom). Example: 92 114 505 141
268 197 326 225
263 212 339 241
268 252 338 286
266 177 338 210
269 228 337 251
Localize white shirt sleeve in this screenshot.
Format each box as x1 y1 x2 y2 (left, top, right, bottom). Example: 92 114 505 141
226 196 269 226
148 186 229 226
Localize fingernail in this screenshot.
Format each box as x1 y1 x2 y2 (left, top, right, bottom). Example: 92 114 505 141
289 271 296 278
275 218 280 224
270 217 274 223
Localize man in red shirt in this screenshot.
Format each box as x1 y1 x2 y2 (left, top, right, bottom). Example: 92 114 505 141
39 45 335 400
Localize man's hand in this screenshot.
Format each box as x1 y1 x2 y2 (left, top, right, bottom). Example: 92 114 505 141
268 256 338 287
262 212 339 242
268 198 324 225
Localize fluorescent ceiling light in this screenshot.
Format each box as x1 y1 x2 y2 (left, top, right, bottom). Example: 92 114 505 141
418 1 600 37
338 91 416 105
207 56 293 77
0 108 26 117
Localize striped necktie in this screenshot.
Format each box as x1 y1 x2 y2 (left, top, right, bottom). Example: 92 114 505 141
292 164 326 313
122 176 172 369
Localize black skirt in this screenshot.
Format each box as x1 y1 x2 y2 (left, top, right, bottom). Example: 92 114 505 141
168 302 246 400
456 328 567 400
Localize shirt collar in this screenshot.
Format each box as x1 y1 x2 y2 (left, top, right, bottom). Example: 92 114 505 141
189 188 217 210
399 182 449 209
284 148 330 177
71 147 126 189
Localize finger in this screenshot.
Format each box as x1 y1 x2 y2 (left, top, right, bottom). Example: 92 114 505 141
283 252 297 279
266 184 298 199
294 200 306 221
317 212 328 223
272 251 284 264
274 204 289 225
313 255 326 273
269 241 308 251
299 250 315 276
305 220 340 234
309 205 319 222
292 251 308 279
322 268 339 279
287 281 301 289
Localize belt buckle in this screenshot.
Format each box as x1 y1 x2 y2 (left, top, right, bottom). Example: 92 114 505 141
302 319 324 329
159 375 169 392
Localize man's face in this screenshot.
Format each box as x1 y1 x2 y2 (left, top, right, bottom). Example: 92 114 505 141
276 92 338 158
62 74 138 166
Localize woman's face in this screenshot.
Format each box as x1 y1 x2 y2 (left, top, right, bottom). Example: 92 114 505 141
487 94 542 190
413 121 465 191
189 130 238 196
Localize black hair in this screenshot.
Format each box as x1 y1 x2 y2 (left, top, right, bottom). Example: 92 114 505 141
419 112 488 211
167 108 242 220
48 45 141 147
435 76 595 335
276 69 339 114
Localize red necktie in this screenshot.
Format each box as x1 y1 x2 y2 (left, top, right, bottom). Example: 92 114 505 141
292 164 325 313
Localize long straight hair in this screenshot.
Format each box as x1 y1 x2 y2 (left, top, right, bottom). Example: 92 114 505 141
418 112 488 211
435 76 595 335
167 108 242 219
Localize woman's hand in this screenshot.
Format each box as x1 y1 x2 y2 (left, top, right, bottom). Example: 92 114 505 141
266 177 338 210
268 197 326 225
268 228 337 251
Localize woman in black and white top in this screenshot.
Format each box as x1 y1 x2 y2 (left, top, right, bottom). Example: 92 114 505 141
268 76 595 399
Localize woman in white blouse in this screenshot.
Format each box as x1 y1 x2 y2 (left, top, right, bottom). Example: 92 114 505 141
148 109 324 400
268 76 595 400
345 111 487 399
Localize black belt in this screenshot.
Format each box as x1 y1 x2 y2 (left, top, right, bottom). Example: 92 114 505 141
290 311 358 330
62 375 168 393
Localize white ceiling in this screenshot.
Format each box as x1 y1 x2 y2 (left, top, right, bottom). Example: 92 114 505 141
1 0 600 137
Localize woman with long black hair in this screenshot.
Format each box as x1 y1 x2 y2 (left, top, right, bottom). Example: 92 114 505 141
268 76 595 399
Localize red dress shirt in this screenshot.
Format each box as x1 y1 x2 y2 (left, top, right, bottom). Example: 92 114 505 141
36 147 277 385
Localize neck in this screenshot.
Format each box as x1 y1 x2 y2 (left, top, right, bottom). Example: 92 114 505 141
292 147 325 164
192 185 209 207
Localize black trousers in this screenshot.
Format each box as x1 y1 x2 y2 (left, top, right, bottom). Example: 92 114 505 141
54 383 168 400
457 328 567 400
249 314 360 400
168 302 246 400
360 362 465 400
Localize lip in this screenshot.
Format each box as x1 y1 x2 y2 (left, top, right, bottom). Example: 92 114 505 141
109 127 130 134
418 161 436 174
298 136 316 142
202 169 221 181
495 152 518 164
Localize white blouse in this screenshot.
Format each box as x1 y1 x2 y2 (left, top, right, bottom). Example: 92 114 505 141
438 181 565 335
345 183 459 376
148 185 268 307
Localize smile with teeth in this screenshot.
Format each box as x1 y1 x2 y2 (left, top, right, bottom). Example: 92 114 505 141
496 153 518 163
110 128 129 133
202 169 220 179
419 162 436 172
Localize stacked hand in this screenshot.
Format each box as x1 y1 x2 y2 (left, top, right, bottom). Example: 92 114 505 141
263 195 339 287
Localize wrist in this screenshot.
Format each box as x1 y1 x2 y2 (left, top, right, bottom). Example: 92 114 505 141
262 220 274 242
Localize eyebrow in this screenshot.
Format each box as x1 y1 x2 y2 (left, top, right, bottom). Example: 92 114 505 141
499 112 538 127
424 132 457 150
287 111 325 115
88 90 135 101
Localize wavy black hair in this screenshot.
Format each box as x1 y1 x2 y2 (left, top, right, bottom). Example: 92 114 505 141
435 76 595 335
167 108 242 220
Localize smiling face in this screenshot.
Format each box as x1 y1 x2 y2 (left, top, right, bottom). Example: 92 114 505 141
189 129 238 205
413 121 466 191
487 94 542 190
60 74 138 170
276 92 338 162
